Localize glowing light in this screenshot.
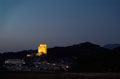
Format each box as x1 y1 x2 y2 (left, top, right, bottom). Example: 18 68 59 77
66 66 69 69
37 44 47 55
27 54 31 57
36 52 42 56
52 63 56 66
26 44 47 57
4 60 8 64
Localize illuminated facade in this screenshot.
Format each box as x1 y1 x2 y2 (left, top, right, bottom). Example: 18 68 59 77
37 44 47 56
27 44 47 57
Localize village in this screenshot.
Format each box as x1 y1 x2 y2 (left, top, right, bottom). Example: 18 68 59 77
3 44 71 71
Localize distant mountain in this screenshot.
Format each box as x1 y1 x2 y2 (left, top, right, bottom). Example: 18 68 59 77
47 42 109 57
103 44 120 49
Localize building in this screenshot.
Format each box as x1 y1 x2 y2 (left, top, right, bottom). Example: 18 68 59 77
27 44 47 57
37 44 47 56
4 59 25 65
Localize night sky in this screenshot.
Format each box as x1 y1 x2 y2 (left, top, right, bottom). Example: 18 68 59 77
0 0 120 52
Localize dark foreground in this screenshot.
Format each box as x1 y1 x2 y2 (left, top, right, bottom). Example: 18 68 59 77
1 71 120 79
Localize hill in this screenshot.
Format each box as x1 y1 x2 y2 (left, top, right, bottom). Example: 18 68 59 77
47 42 109 57
0 42 110 59
70 45 120 72
103 44 120 49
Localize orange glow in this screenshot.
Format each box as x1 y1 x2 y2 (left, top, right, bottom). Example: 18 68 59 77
26 44 47 57
38 44 47 55
27 54 31 57
36 52 42 56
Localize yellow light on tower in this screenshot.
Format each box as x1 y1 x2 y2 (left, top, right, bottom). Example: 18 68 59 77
38 44 47 55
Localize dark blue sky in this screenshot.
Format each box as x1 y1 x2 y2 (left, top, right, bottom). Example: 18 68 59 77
0 0 120 52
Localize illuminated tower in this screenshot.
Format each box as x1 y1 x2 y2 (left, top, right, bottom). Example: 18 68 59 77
37 44 47 56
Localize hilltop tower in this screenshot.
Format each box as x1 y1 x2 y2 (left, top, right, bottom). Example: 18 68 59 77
27 44 47 57
36 44 47 56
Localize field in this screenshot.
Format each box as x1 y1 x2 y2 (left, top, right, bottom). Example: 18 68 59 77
0 71 120 79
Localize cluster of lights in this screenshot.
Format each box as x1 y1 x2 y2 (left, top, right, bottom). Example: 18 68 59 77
27 44 47 57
